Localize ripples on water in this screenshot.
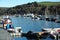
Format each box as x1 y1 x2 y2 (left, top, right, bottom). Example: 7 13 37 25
10 16 60 40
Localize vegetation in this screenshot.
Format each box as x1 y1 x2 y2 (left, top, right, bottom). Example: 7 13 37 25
0 2 60 15
38 2 60 6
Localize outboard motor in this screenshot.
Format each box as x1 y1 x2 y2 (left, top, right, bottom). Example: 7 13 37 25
14 27 22 33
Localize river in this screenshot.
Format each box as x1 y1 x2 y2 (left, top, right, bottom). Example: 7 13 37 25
10 16 60 40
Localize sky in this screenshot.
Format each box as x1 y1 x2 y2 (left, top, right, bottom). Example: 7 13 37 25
0 0 60 7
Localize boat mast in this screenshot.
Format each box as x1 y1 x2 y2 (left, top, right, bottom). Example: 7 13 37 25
45 6 50 20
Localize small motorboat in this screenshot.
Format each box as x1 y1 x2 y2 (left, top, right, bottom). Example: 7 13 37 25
42 28 60 33
7 27 22 33
8 27 22 37
42 28 60 39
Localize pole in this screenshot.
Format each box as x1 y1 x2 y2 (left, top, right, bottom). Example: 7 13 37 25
56 34 58 40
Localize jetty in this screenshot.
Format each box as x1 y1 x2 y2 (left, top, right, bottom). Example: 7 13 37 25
0 28 12 40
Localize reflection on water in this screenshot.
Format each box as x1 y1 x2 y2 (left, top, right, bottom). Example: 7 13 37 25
10 16 60 40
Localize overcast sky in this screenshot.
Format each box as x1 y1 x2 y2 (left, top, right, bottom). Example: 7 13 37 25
0 0 60 7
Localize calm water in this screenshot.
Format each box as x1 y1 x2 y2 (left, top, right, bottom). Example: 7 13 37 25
10 16 60 40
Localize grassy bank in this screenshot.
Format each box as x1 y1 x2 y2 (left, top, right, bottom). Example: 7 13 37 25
38 2 60 6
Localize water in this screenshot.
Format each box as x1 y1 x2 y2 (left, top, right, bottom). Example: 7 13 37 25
10 16 60 40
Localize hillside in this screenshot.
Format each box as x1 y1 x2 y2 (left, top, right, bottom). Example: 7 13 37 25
0 2 60 15
0 7 8 15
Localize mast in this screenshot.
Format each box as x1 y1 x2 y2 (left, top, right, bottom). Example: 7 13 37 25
45 6 50 21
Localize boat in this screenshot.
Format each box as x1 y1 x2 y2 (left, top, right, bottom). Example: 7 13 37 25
10 30 50 39
2 16 12 29
1 16 22 33
42 28 60 33
42 28 60 39
8 27 22 33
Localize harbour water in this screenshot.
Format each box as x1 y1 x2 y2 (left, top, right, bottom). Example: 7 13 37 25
10 16 60 40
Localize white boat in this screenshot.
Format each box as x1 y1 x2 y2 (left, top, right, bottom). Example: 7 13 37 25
7 27 22 37
42 28 60 33
42 28 60 39
7 27 22 33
